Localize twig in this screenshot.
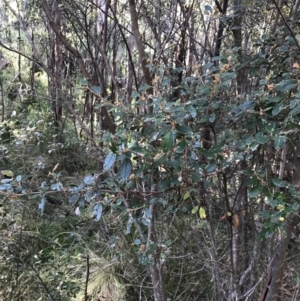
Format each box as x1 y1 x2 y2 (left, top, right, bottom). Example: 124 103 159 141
84 254 90 301
29 263 56 301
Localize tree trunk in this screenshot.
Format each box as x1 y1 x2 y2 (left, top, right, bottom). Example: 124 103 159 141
129 0 153 114
260 135 300 301
147 202 166 301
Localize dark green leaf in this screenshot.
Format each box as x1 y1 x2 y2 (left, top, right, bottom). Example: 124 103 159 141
205 163 217 173
274 136 286 150
120 158 132 182
245 177 258 186
176 139 188 153
272 178 287 188
272 102 283 116
175 124 191 135
130 146 146 155
189 106 197 118
290 106 300 116
163 131 174 152
109 141 118 153
165 159 182 167
275 79 298 92
255 132 270 144
248 185 263 198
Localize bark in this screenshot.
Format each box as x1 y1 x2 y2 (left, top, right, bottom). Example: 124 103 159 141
147 202 166 301
129 0 153 114
232 0 245 94
214 0 229 57
260 135 300 301
53 0 63 129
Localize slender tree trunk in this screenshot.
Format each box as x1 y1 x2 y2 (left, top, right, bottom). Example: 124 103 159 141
147 202 166 301
232 0 245 94
53 0 63 133
260 135 300 301
129 0 153 114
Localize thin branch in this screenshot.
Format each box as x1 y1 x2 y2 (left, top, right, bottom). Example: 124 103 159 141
29 263 57 301
84 254 90 301
271 0 300 52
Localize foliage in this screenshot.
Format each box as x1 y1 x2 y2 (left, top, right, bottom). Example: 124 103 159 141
1 0 300 300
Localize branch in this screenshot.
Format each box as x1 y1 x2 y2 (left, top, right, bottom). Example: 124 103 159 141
84 254 90 301
214 0 224 14
271 0 300 52
29 263 57 301
129 0 154 114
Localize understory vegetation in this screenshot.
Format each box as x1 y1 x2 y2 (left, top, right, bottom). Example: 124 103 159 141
1 0 300 300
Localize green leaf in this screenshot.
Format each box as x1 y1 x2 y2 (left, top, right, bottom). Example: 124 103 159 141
175 124 191 135
248 185 263 198
275 79 298 92
80 79 88 86
183 191 190 201
202 62 214 69
163 131 174 152
165 159 182 167
109 141 118 153
192 205 199 214
272 178 287 188
189 106 197 118
290 106 300 116
199 207 206 219
245 177 258 186
130 146 146 155
255 132 270 144
176 139 188 153
138 84 152 92
120 158 132 182
205 163 217 173
209 113 216 123
272 102 283 116
131 91 140 98
274 136 286 150
104 152 117 170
